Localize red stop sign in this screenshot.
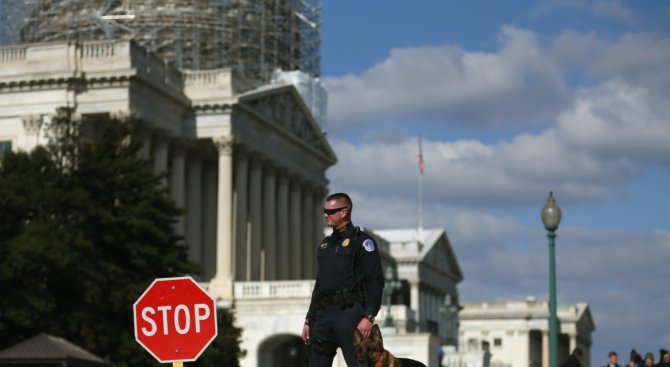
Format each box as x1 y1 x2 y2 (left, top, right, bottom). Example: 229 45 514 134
133 276 218 363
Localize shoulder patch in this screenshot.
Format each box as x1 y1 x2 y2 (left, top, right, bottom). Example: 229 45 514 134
362 238 376 252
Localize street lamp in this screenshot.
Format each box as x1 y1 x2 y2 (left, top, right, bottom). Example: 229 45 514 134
439 294 460 346
383 267 401 327
541 191 562 367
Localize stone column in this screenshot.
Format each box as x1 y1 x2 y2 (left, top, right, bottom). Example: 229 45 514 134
262 164 277 280
428 287 440 336
210 136 234 300
248 156 263 281
420 290 426 331
311 190 324 277
301 186 314 279
153 135 169 187
137 127 152 161
234 149 249 281
410 280 420 330
276 173 290 280
520 331 531 367
569 333 577 356
186 155 203 263
542 330 549 367
202 163 217 280
170 141 187 238
289 177 303 279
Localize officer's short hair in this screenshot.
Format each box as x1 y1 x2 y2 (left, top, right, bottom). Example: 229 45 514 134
325 192 353 210
609 351 618 357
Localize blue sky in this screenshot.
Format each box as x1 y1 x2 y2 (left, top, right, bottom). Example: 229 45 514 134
320 0 670 364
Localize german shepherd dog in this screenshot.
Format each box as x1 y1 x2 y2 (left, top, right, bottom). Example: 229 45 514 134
353 324 427 367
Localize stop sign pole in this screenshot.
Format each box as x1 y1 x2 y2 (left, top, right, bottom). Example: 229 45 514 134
133 276 218 365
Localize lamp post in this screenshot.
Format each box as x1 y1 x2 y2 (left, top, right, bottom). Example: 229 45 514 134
383 267 401 327
541 191 562 367
439 294 460 346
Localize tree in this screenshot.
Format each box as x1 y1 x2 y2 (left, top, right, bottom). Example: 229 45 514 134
0 108 243 366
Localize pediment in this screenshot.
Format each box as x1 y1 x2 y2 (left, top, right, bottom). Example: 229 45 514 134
375 228 464 283
236 84 336 164
578 304 596 332
421 231 464 282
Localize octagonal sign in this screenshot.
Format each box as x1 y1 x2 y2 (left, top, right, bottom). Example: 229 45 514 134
133 276 217 363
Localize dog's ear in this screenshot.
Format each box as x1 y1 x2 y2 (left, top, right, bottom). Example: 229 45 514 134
370 324 383 345
353 327 363 344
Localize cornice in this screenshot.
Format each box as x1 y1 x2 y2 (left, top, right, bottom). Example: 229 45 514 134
192 103 234 115
0 74 132 92
0 70 189 106
0 78 72 93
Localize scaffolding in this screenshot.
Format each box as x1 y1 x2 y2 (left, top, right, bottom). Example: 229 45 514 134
0 0 321 83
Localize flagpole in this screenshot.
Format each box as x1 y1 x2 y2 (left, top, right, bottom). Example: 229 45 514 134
418 135 424 233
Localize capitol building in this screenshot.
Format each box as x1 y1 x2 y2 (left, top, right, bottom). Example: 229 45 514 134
0 2 594 366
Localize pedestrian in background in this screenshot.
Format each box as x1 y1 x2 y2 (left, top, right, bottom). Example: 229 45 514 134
630 350 643 367
604 351 622 367
644 353 655 367
657 350 670 367
561 348 583 367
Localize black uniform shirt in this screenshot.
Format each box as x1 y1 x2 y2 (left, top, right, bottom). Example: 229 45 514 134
306 223 384 319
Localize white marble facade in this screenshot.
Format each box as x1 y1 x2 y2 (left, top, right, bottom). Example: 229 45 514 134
0 40 336 301
456 299 595 367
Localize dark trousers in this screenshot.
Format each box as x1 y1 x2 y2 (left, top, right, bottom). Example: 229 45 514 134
309 301 364 367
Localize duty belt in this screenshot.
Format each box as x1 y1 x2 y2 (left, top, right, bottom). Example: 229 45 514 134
315 286 367 310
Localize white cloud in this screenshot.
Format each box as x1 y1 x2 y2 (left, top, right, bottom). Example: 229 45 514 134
326 27 670 138
529 0 639 26
556 80 670 167
591 0 638 25
326 27 670 210
325 26 568 130
551 31 670 95
327 126 637 209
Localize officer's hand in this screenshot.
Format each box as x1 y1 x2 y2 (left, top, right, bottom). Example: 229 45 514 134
357 317 373 339
302 323 310 344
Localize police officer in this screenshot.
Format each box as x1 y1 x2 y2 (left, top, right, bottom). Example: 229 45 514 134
301 192 384 366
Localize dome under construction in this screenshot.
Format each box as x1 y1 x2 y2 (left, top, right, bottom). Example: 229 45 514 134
0 0 321 84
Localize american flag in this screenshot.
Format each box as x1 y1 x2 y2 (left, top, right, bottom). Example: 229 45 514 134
418 135 424 174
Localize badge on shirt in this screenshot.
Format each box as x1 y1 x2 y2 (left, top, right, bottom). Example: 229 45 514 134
362 239 376 252
342 238 350 247
320 242 328 250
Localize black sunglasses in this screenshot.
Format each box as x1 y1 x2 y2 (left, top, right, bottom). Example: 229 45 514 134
323 206 348 215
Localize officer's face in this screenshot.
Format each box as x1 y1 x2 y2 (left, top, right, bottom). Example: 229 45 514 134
323 199 348 228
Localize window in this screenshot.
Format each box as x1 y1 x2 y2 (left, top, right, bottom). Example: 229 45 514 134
467 338 479 351
494 338 503 347
0 141 11 160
